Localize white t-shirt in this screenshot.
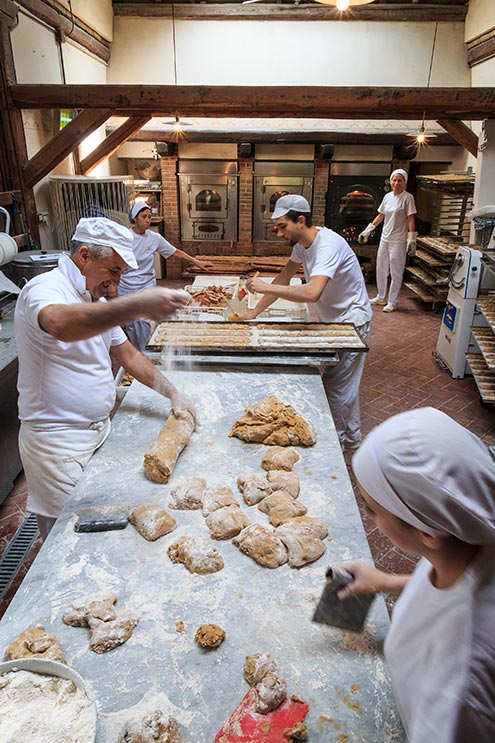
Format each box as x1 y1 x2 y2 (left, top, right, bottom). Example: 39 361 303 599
290 227 371 326
378 191 417 242
15 253 127 427
384 556 478 743
119 229 176 293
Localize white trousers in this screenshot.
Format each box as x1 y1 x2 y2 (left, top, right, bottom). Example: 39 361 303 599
19 419 111 520
376 238 407 306
322 322 371 445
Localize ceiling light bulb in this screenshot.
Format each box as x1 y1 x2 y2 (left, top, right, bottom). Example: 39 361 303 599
173 117 182 133
336 0 350 9
416 131 426 144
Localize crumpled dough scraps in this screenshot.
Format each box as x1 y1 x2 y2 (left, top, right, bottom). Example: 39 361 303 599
194 623 226 648
244 652 287 714
229 396 316 447
63 593 139 654
118 711 182 743
4 625 66 663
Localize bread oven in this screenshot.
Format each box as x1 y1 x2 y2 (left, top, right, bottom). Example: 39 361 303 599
325 163 390 244
178 161 238 241
253 162 314 242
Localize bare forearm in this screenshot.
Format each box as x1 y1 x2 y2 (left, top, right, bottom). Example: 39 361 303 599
174 249 205 270
40 296 149 341
408 215 416 231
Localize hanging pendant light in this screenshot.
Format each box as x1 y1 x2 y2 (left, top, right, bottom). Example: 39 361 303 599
313 0 375 9
162 1 192 138
406 21 440 146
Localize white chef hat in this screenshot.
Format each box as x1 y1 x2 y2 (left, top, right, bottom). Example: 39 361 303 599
272 194 311 219
72 217 138 269
129 202 151 223
390 168 408 182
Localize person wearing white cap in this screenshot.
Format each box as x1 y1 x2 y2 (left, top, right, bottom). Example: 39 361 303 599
119 203 213 350
15 217 197 540
358 168 417 312
334 407 495 742
245 194 371 450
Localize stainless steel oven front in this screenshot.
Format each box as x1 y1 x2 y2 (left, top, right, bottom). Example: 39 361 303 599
253 162 314 242
178 161 238 241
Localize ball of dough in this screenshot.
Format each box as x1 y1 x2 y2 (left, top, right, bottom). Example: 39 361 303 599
194 623 226 648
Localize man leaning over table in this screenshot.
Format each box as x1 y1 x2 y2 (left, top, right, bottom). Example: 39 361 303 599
15 217 197 540
245 195 371 451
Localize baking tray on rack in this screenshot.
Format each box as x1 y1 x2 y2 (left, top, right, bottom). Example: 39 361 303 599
146 321 368 356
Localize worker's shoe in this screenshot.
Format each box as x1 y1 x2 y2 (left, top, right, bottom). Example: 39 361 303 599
382 303 396 313
369 296 387 305
341 437 361 451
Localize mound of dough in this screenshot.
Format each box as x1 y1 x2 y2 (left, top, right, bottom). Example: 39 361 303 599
4 625 66 663
143 411 195 484
266 470 300 497
167 535 224 574
128 504 176 541
233 524 287 569
202 486 237 517
205 504 249 540
229 396 316 447
63 593 139 654
275 523 326 568
284 722 309 741
244 652 287 714
262 447 301 472
119 711 182 743
279 515 329 540
194 623 225 648
169 477 206 510
237 473 272 506
257 490 307 527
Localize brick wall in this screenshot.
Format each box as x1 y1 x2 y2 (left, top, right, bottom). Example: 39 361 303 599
312 159 330 227
237 158 254 256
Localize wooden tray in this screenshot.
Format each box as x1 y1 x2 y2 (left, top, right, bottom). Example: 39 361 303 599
146 321 368 356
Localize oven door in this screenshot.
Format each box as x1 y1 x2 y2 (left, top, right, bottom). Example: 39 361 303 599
253 176 313 242
181 177 229 219
326 175 388 244
192 221 225 240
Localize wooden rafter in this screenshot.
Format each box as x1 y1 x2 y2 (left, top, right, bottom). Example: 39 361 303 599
437 120 479 158
80 115 151 174
10 85 495 120
23 109 112 189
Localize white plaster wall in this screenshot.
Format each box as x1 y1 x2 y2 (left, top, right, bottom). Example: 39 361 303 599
471 56 495 85
108 19 469 87
58 0 113 42
12 13 61 83
465 0 495 42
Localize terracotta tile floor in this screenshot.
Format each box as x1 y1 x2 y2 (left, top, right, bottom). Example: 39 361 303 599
0 284 493 619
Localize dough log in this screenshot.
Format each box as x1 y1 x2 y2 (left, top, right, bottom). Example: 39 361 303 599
143 411 195 484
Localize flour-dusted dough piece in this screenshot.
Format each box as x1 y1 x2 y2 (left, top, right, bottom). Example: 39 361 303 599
167 535 224 574
279 515 329 540
205 504 250 540
266 470 300 497
128 504 176 541
244 652 287 714
284 722 309 741
233 524 288 569
229 396 316 447
194 624 226 648
201 486 237 517
63 593 118 627
237 473 272 506
4 625 67 663
143 411 195 484
119 711 182 743
257 490 307 527
88 609 139 654
275 524 326 568
244 652 280 686
169 477 207 510
262 447 301 472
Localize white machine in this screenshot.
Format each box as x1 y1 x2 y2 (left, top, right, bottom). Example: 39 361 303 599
435 245 483 378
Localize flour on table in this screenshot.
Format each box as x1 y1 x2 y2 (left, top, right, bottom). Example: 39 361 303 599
0 669 95 743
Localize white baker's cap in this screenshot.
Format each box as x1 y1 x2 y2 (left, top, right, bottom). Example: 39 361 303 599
129 202 151 223
72 217 138 269
272 194 311 219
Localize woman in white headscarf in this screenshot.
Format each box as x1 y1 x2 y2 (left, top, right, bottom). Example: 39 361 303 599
358 168 417 312
336 407 495 743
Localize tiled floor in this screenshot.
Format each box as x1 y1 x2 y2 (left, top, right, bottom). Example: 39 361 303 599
0 284 493 619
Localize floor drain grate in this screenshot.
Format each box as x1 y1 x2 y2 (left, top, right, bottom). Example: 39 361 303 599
0 513 39 602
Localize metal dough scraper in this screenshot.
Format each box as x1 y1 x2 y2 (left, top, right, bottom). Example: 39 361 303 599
215 689 308 742
312 566 376 633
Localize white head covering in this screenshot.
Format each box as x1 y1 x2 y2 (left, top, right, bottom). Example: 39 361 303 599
272 194 311 219
390 168 408 183
129 202 151 223
353 407 495 543
72 217 138 269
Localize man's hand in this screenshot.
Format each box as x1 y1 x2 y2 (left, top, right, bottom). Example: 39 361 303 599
137 287 190 321
246 276 269 294
170 389 200 430
242 309 258 321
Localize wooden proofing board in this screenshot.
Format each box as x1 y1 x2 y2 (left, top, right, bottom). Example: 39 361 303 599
0 370 403 742
147 322 368 356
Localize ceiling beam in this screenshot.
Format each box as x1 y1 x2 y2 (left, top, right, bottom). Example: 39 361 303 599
113 3 467 23
437 119 478 157
23 109 112 188
10 85 495 120
80 115 151 174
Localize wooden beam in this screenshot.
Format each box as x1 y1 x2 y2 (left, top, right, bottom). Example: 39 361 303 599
113 3 467 23
0 189 22 206
437 119 479 158
10 85 495 120
15 0 110 62
23 109 112 189
467 29 495 68
125 128 457 147
80 115 151 174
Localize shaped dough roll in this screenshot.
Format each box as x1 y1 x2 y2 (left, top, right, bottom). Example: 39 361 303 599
143 411 195 484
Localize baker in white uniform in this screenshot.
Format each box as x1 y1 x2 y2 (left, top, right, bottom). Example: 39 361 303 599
15 217 197 540
336 407 495 743
358 168 417 313
245 194 371 450
119 203 213 350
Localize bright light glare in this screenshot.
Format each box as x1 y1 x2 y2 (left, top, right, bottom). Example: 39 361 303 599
416 132 426 144
173 117 183 132
336 0 350 9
